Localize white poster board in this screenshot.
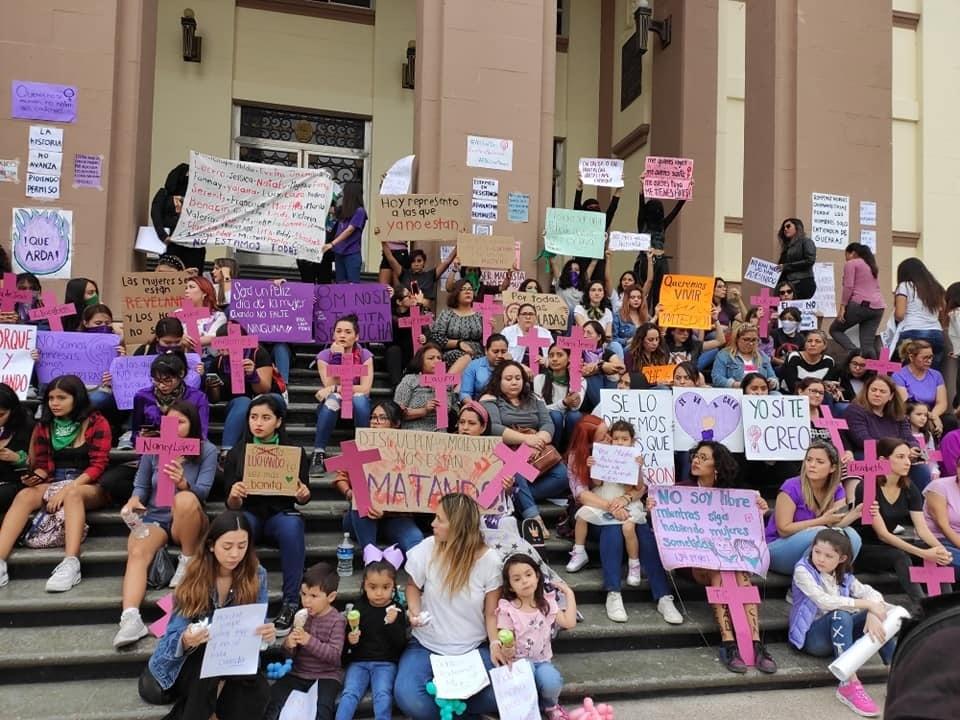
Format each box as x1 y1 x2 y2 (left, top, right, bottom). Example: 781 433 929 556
198 603 268 679
811 192 850 249
599 389 675 485
742 395 811 461
744 257 781 289
672 387 745 453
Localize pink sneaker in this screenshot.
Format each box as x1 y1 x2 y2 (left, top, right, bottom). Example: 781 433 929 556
836 681 880 717
545 706 571 720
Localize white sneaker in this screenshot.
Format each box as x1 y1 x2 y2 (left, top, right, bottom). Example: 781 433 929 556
45 556 81 592
116 431 134 451
657 595 683 625
113 608 149 648
565 546 589 573
169 554 191 588
0 558 7 588
626 562 642 586
605 591 628 622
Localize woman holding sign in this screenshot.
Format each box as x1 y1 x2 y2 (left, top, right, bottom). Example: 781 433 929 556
775 218 817 300
180 277 227 363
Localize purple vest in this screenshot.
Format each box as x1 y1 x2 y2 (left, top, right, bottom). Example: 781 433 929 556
788 555 854 649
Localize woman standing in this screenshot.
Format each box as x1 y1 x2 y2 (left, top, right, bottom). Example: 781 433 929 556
711 325 778 390
324 181 366 283
554 260 585 313
894 258 946 368
0 384 33 520
428 279 483 377
830 243 885 358
634 176 686 311
775 218 817 299
393 343 456 432
211 257 238 314
892 339 950 435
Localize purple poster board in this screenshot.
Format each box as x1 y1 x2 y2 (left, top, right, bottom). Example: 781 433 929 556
314 283 392 344
109 353 202 410
230 280 314 343
36 331 120 386
11 81 78 122
650 485 769 576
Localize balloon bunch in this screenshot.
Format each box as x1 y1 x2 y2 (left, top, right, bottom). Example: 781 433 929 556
425 681 467 720
569 697 615 719
265 658 293 680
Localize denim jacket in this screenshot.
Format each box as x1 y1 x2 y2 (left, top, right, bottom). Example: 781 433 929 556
710 349 776 388
147 565 269 690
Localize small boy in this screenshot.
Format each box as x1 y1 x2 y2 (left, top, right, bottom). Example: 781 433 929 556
263 563 345 720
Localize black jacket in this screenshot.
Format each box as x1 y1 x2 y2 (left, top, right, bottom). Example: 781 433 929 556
150 163 190 240
777 236 816 284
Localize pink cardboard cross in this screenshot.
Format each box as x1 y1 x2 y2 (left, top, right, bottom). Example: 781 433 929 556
325 351 369 421
706 571 761 667
326 441 382 517
135 414 201 507
909 559 955 597
864 348 901 376
749 288 781 339
398 306 434 352
847 439 892 524
477 442 541 508
916 435 942 465
210 324 260 394
476 294 504 344
148 592 175 638
421 361 459 429
557 325 593 393
28 291 76 331
518 330 552 376
177 298 211 348
812 406 848 451
0 273 33 313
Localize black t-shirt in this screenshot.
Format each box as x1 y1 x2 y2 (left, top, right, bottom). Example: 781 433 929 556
855 480 922 544
214 346 278 399
400 268 438 300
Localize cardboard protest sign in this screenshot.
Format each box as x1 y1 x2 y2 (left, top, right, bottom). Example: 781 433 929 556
590 443 642 486
743 257 780 288
119 272 190 346
641 364 678 385
578 158 624 187
313 283 392 344
0 325 37 399
608 231 650 252
599 389 675 485
644 156 694 200
779 299 819 331
544 208 605 260
230 280 314 343
673 387 744 452
659 275 715 329
172 152 334 263
109 353 202 410
243 445 302 496
500 290 569 332
456 233 514 269
36 331 119 386
353 428 501 513
743 395 811 461
375 194 467 243
650 485 770 575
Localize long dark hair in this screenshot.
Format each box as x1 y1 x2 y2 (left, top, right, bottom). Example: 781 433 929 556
371 399 403 428
241 394 292 445
164 400 204 461
627 322 669 367
407 342 443 374
0 383 28 434
558 260 583 291
538 344 568 405
690 440 739 488
337 181 364 221
810 528 855 585
896 258 944 315
946 282 960 313
482 360 533 403
777 218 806 247
39 375 93 425
63 278 97 331
580 281 612 313
844 242 879 278
501 553 549 614
641 199 665 231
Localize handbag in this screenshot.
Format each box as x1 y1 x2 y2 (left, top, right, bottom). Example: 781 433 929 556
511 427 562 474
147 546 176 589
22 480 89 549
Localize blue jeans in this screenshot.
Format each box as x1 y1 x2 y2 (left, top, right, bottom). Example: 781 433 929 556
314 394 371 453
342 510 424 553
607 341 625 360
590 523 671 597
697 347 719 373
335 252 363 283
270 343 292 384
244 511 305 605
223 394 286 449
768 527 862 576
514 462 569 520
549 409 582 451
335 660 396 720
394 640 497 719
532 661 564 709
897 329 945 370
942 540 960 568
801 609 896 664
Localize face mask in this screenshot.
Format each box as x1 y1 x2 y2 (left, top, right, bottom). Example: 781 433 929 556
85 324 112 334
569 271 580 287
84 293 100 307
780 320 799 334
158 344 182 353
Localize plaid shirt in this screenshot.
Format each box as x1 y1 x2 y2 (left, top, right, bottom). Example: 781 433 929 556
31 412 112 482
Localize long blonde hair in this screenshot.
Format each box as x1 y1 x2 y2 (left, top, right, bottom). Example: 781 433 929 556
433 493 486 596
799 441 843 517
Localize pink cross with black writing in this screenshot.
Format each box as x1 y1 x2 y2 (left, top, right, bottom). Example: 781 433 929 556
326 351 369 420
397 306 433 352
135 414 201 507
177 297 211 349
210 324 260 394
863 348 901 376
908 559 955 597
812 406 848 452
477 442 541 508
475 294 504 344
28 291 76 331
846 439 892 524
0 273 33 313
421 361 459 430
557 325 593 393
749 288 780 339
325 441 382 517
706 571 760 667
518 330 552 376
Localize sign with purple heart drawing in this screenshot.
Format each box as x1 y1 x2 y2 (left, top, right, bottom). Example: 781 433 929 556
36 331 120 386
11 208 73 279
672 388 744 453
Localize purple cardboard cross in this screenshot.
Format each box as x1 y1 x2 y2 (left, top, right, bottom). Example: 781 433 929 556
176 298 211 348
476 294 504 344
398 306 434 352
847 439 892 524
557 326 593 393
421 361 458 430
326 351 369 421
135 414 201 507
0 273 32 313
909 559 955 597
326 441 382 517
863 348 901 376
749 288 781 339
812 406 848 451
211 324 260 394
518 331 552 377
477 442 541 509
28 291 76 331
706 571 761 667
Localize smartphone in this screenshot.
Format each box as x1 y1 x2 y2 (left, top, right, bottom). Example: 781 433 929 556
410 281 420 295
833 503 852 515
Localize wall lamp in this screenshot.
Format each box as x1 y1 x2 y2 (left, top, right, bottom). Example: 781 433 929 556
634 0 671 55
402 41 416 89
181 8 202 63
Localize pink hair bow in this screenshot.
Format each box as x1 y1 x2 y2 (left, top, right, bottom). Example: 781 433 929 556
363 544 404 569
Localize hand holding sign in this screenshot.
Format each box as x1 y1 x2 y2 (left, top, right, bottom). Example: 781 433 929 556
398 306 433 352
421 362 458 430
0 273 32 312
557 326 593 393
28 291 75 331
210 324 260 394
135 414 201 507
326 351 369 421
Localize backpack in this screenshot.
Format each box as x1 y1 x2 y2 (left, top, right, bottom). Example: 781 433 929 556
21 479 89 549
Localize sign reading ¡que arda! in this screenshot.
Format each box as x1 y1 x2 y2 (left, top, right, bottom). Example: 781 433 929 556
375 194 468 243
243 444 302 496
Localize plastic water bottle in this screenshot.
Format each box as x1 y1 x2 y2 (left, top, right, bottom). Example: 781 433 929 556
337 533 354 577
121 509 151 540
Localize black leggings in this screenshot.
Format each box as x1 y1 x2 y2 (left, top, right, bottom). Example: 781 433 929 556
853 542 927 605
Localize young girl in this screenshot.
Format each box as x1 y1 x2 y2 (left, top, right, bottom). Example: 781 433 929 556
566 421 645 587
789 529 898 718
907 401 940 481
497 554 578 720
336 548 408 720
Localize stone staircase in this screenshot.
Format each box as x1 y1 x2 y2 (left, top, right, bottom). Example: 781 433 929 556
0 301 897 719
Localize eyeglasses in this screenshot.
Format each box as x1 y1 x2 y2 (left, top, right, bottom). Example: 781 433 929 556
917 355 934 363
804 388 825 396
152 376 178 386
692 453 713 462
778 290 794 297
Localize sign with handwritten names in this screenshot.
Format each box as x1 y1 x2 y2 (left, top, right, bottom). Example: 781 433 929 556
578 158 625 187
36 331 120 386
199 603 268 679
119 272 190 346
231 280 314 343
599 389 675 486
644 156 694 200
744 257 781 289
742 394 811 461
0 325 37 400
590 443 643 486
544 208 605 259
659 274 714 329
313 283 392 344
375 193 467 243
673 387 744 452
243 444 302 496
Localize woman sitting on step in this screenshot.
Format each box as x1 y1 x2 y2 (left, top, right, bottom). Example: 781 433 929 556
0 375 111 591
0 383 34 523
113 401 218 649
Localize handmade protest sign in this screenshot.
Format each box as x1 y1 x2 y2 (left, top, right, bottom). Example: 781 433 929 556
0 273 32 312
313 284 392 344
0 325 37 400
380 154 414 195
544 208 605 259
812 263 837 317
279 681 319 720
119 272 190 346
456 234 514 269
659 275 714 329
476 294 504 343
136 414 201 507
742 395 811 461
599 389 675 486
471 178 499 222
518 331 551 376
909 560 955 597
490 660 540 720
73 154 103 190
148 593 175 638
28 291 75 331
11 208 73 279
230 280 314 343
847 439 891 524
500 291 568 331
812 406 848 451
863 347 901 376
743 258 781 289
708 573 762 668
11 81 78 122
109 353 202 410
172 152 334 263
608 231 651 252
641 364 678 385
673 388 744 452
210 325 260 395
779 299 819 331
421 362 458 430
199 603 269 679
326 351 369 421
352 429 501 513
590 444 642 486
644 156 694 200
430 650 491 700
176 298 210 348
375 194 467 244
507 192 529 223
36 331 119 386
324 442 381 517
811 192 849 249
466 135 513 172
398 306 433 352
578 158 624 187
477 442 540 510
243 445 302 496
557 325 592 393
750 287 780 338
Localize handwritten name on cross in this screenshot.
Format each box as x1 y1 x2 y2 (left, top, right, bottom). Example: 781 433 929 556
397 306 433 352
846 439 891 524
177 298 212 348
0 273 33 313
863 348 901 376
211 324 260 394
749 288 780 339
477 442 541 508
135 414 201 507
557 325 592 393
908 559 955 597
28 291 76 331
421 361 458 430
518 331 551 376
326 351 369 421
325 441 382 517
812 406 848 452
706 571 760 667
476 294 504 344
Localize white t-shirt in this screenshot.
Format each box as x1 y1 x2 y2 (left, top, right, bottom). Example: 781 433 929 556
896 282 941 333
573 305 613 332
501 323 554 363
406 536 503 655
